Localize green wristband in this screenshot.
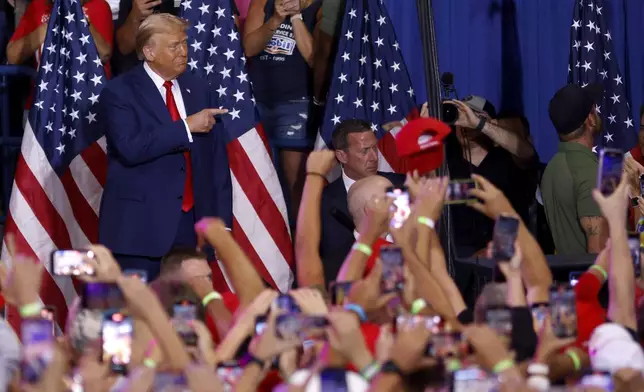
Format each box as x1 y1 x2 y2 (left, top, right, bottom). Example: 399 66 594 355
411 299 427 315
565 349 581 371
492 359 515 374
352 242 372 257
417 216 435 229
19 303 43 318
143 358 157 369
589 265 608 280
202 291 222 307
360 361 381 381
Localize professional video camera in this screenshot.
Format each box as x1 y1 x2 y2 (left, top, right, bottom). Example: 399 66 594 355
440 72 459 124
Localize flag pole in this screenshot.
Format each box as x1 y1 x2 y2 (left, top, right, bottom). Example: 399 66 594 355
415 0 456 276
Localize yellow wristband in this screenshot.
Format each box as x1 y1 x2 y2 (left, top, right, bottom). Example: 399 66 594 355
202 291 223 307
417 216 436 229
352 242 372 257
19 303 43 318
143 358 157 369
589 265 608 280
565 349 581 371
492 359 515 374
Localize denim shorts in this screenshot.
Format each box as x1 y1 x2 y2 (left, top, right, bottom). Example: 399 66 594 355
256 99 321 150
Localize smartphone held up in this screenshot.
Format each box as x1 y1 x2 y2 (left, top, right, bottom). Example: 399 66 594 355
597 148 624 196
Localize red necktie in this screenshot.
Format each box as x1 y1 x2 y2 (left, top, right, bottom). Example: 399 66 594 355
163 81 194 212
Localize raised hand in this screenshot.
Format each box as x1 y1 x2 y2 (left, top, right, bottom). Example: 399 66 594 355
468 174 516 220
306 150 337 177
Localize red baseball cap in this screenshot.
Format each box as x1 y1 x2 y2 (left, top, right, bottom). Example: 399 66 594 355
395 117 451 174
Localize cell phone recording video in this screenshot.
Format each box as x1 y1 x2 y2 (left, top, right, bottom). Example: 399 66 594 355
639 174 644 196
81 282 125 310
628 235 641 278
123 269 148 283
329 281 354 306
40 307 56 335
484 306 512 337
395 314 440 333
101 311 133 375
273 293 301 313
445 179 477 205
275 314 329 340
569 271 582 287
380 246 405 293
597 148 624 196
427 331 468 359
386 186 411 229
550 285 577 339
50 249 95 276
21 318 55 383
492 215 520 261
255 315 267 335
531 303 549 332
172 300 198 346
216 362 244 390
450 366 498 392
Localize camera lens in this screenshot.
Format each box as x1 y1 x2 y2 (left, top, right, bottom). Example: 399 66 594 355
442 102 459 124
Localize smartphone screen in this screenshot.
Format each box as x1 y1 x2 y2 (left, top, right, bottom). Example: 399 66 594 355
569 271 583 287
451 366 497 392
531 303 549 332
386 186 411 229
492 215 520 260
329 281 354 306
50 249 95 276
395 314 441 333
21 318 55 383
380 246 404 293
81 282 125 310
123 269 148 283
40 307 56 335
101 311 133 374
445 179 477 205
597 148 624 196
628 235 641 278
580 371 614 390
172 300 198 346
427 331 468 359
639 174 644 196
154 372 188 392
217 363 244 390
275 314 329 340
273 294 301 313
484 306 512 337
255 315 267 335
550 285 577 339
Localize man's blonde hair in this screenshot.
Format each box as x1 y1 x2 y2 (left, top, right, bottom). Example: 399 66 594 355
136 13 190 60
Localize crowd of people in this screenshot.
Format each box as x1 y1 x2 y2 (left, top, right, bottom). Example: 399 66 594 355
2 0 644 390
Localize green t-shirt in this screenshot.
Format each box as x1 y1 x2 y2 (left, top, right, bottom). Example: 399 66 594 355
320 0 346 36
541 142 601 254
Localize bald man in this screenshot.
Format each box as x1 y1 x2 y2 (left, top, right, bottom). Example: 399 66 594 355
347 175 393 233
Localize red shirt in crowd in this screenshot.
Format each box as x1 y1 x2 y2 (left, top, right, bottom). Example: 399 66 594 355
9 0 113 107
575 270 644 349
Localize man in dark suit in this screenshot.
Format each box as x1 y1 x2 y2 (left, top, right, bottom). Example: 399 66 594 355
98 13 232 281
320 119 404 284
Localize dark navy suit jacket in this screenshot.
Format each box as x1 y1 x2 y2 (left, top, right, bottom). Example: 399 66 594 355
319 172 405 284
97 64 232 258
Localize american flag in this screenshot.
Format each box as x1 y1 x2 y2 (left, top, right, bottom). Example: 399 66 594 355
1 0 107 330
568 0 636 152
314 0 418 174
180 0 293 291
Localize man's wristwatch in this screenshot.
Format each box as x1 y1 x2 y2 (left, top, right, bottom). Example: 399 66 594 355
380 360 405 377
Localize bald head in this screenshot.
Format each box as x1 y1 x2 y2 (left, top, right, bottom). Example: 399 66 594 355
347 175 393 226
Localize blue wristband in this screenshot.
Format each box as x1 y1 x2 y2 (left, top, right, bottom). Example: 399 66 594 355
344 303 367 322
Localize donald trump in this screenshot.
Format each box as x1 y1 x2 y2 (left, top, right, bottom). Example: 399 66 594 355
98 14 232 280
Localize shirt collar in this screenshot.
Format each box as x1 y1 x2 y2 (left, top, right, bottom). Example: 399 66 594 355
143 62 178 91
342 169 357 193
558 141 597 161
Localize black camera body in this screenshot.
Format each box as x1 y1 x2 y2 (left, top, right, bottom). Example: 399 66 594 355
440 72 459 124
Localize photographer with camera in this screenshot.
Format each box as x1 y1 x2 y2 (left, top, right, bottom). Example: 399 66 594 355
428 96 537 303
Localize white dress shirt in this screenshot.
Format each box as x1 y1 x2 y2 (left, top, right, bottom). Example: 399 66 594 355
143 62 193 142
342 169 357 192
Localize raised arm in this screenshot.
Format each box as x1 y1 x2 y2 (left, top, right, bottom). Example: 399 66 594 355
243 0 283 57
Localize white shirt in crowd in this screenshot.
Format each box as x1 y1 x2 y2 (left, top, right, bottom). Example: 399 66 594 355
342 169 356 193
143 62 193 143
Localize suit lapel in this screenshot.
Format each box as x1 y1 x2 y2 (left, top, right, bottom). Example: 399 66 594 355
178 73 198 116
131 65 172 124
